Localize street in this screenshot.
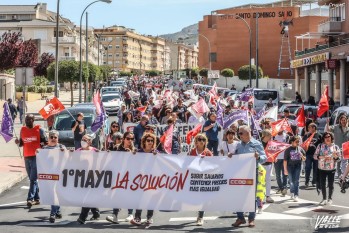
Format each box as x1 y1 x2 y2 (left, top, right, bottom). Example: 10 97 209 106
0 174 348 233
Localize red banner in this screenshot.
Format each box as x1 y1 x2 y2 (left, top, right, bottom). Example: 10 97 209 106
265 140 291 163
343 141 349 160
301 133 315 152
38 97 65 120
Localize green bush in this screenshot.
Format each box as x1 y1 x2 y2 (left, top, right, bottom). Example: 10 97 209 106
238 65 263 80
46 86 54 93
221 68 234 77
36 86 47 94
27 85 36 92
15 86 23 92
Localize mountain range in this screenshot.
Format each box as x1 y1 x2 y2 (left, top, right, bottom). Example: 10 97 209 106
160 23 199 45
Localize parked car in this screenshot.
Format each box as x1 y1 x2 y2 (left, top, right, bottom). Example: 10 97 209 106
278 103 302 118
52 106 102 150
72 103 95 108
102 93 123 116
101 86 122 95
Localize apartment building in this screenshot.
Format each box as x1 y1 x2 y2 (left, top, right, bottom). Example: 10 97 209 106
167 41 199 70
94 26 168 73
0 3 100 65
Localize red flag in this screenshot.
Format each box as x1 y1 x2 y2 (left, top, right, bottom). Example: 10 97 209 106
208 82 217 97
317 86 329 117
265 140 291 163
160 124 174 154
301 132 315 151
186 124 202 144
39 97 65 120
191 98 210 115
209 93 217 107
271 118 293 136
93 91 101 115
137 106 147 113
295 105 305 127
342 141 349 160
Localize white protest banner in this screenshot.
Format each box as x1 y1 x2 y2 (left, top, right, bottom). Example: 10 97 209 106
123 123 196 155
37 151 256 211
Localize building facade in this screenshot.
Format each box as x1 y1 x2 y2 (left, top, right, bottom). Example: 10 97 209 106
198 0 327 80
95 26 169 73
0 3 100 65
167 41 199 71
291 0 349 105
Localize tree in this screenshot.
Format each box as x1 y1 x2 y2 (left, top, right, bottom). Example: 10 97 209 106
221 68 235 88
35 53 55 77
199 68 208 84
33 76 49 86
0 32 22 71
147 70 159 77
238 65 263 80
87 63 101 82
17 39 38 67
119 71 132 77
191 68 199 78
47 60 79 106
99 65 111 82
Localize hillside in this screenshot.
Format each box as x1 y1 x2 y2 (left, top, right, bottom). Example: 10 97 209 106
160 23 198 45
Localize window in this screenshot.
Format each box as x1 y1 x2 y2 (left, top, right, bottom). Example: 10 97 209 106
210 52 217 62
64 52 69 57
341 4 346 20
115 53 120 57
108 45 112 49
108 54 112 57
54 31 63 37
108 37 113 41
115 45 120 49
0 15 6 20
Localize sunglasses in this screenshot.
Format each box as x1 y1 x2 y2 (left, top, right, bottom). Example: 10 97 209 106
238 132 244 135
146 139 154 143
197 138 206 142
125 137 134 141
112 125 119 128
115 138 121 140
50 136 58 139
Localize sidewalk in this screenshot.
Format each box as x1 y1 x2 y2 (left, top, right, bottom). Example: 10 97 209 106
0 91 80 195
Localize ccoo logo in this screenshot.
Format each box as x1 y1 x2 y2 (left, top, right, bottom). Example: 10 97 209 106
229 179 254 186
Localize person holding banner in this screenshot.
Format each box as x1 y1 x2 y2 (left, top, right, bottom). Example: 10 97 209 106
203 112 222 156
233 125 266 228
106 132 136 224
105 121 120 150
325 114 349 179
130 133 158 227
314 132 341 206
107 132 123 151
284 136 306 202
188 133 213 226
77 135 100 224
219 129 238 157
15 114 47 208
39 130 66 223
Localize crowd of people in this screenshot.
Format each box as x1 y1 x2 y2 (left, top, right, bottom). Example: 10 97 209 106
14 76 349 229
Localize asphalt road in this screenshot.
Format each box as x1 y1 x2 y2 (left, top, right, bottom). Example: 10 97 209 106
1 174 349 233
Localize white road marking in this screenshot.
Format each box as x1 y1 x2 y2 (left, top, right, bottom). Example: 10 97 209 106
0 201 26 207
18 220 72 226
21 186 29 190
256 212 310 220
169 216 218 222
283 206 323 214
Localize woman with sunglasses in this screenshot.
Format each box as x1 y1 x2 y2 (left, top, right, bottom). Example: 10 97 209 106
188 134 213 226
108 132 123 151
106 132 136 224
130 133 158 227
314 132 341 206
77 135 100 224
283 136 306 202
105 121 120 150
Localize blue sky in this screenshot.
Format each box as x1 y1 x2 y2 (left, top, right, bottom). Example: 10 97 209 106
3 0 280 35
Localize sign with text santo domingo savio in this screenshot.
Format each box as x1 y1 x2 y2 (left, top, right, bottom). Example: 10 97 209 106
37 150 256 212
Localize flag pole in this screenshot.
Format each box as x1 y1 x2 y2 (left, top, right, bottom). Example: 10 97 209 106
12 128 23 159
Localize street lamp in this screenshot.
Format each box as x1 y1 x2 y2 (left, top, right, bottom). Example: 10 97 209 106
54 0 60 98
79 0 112 103
212 13 252 87
197 33 211 84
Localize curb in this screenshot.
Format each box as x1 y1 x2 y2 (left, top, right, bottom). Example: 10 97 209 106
0 173 27 195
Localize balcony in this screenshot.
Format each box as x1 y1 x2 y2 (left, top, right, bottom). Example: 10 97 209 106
318 0 341 6
52 36 77 44
60 56 76 61
318 17 342 33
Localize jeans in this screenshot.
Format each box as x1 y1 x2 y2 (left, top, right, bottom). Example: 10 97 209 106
288 163 301 196
305 154 318 185
125 99 131 109
79 207 100 221
198 211 204 218
319 169 335 200
19 108 24 124
74 140 81 150
50 205 61 216
113 208 133 216
236 212 256 221
134 209 153 220
274 159 287 190
262 164 272 196
207 140 219 156
24 156 39 201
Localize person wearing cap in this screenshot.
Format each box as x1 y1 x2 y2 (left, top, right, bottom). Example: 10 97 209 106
6 98 17 121
38 130 66 223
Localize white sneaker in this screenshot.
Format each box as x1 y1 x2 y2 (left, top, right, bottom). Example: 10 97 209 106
290 193 295 200
125 214 133 222
257 207 263 214
106 214 119 224
293 196 299 202
319 199 327 206
327 199 332 205
196 217 203 226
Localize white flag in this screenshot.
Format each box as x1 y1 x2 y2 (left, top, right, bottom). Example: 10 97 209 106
261 106 278 122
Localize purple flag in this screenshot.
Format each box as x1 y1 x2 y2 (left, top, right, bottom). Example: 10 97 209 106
91 102 107 133
223 110 248 129
256 105 265 120
1 102 14 143
238 88 254 102
250 115 261 140
216 102 224 127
